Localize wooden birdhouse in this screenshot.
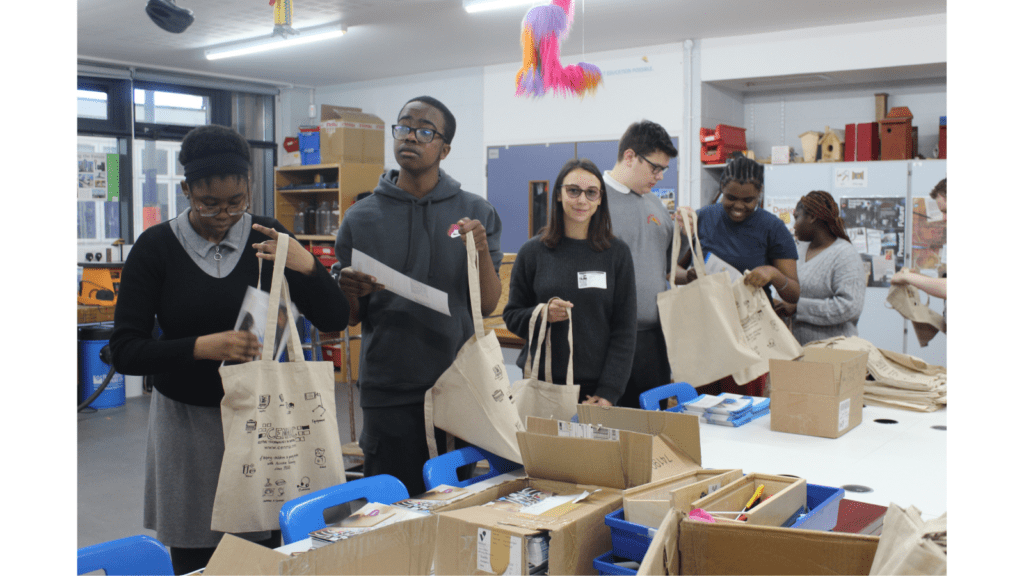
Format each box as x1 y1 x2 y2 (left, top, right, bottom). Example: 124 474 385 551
820 126 845 162
798 131 822 163
879 106 914 160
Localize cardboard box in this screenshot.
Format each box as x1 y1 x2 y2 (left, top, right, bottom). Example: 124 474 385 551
623 469 743 529
523 405 703 488
769 348 869 439
336 162 383 217
434 477 623 576
203 534 290 575
281 150 302 166
637 508 879 575
320 105 386 164
279 514 439 575
685 473 807 527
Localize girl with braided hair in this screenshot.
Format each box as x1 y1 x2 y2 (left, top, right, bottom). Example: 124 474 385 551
774 190 866 345
674 154 799 396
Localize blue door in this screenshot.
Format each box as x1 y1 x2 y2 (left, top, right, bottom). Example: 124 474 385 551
486 143 576 253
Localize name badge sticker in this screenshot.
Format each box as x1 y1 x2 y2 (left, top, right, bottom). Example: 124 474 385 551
578 271 607 289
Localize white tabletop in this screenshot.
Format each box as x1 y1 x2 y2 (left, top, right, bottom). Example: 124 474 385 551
696 405 947 519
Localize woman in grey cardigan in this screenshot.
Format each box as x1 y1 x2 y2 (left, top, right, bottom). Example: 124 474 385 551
775 190 866 345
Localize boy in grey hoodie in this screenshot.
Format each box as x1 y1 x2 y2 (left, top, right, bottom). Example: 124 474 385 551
333 96 503 495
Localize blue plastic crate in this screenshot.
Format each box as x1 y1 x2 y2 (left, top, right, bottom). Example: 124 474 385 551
605 508 656 563
788 483 845 531
593 551 639 576
300 151 321 165
298 129 320 152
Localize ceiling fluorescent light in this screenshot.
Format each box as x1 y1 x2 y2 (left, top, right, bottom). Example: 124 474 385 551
463 0 538 14
205 23 346 61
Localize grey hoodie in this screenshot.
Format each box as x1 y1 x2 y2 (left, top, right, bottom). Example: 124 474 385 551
333 169 503 408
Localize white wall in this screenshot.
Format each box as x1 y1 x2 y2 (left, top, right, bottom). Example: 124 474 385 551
700 14 946 82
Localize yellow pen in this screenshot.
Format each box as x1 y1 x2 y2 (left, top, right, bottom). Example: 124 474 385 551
743 484 765 512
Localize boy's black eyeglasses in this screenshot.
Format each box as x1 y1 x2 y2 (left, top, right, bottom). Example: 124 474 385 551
392 125 447 143
638 154 669 175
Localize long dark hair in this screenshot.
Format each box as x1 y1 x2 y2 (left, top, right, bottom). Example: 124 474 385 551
797 190 851 242
540 158 614 251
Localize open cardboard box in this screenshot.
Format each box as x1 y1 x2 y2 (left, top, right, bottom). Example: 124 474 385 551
433 407 703 575
623 469 743 529
637 508 879 575
319 104 386 164
770 348 869 439
684 473 807 527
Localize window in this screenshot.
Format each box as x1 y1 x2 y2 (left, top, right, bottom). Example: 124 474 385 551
133 140 187 231
77 90 108 121
134 88 211 127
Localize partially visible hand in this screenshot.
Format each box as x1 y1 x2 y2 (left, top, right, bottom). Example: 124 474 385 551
252 223 316 275
744 266 776 288
685 268 698 284
457 218 489 253
583 395 613 407
546 298 573 323
674 207 698 235
337 267 384 300
773 298 797 318
195 330 261 362
890 268 915 286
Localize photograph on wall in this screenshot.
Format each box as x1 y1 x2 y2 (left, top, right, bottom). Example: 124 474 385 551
651 188 676 212
910 197 946 275
841 197 905 287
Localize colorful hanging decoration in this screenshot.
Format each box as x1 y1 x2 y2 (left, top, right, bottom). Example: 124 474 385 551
270 0 296 38
515 0 602 98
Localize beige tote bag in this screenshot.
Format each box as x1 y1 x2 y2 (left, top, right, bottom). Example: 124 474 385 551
886 283 946 347
510 303 580 422
424 235 525 464
729 275 803 385
657 213 762 387
212 236 344 533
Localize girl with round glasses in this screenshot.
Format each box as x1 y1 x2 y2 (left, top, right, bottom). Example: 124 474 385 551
109 124 349 574
504 158 637 406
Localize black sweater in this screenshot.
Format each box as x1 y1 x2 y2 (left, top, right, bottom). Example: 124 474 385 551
110 216 349 407
503 236 637 404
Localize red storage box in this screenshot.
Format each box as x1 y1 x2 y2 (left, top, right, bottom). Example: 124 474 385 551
701 144 745 164
844 123 857 162
856 123 881 161
938 116 946 159
700 124 747 149
321 345 343 368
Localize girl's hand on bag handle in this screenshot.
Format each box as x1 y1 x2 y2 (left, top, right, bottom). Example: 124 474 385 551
251 223 317 276
546 298 574 323
744 265 777 288
583 395 612 407
194 330 261 362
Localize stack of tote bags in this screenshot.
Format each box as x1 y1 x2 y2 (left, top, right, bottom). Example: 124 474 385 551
658 213 802 390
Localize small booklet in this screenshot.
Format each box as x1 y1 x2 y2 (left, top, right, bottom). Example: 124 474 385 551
308 503 419 548
224 285 299 365
391 484 472 514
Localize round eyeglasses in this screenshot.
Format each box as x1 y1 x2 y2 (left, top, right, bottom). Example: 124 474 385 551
191 197 249 218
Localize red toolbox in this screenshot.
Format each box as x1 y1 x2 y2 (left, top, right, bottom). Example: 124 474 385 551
307 245 338 269
701 144 745 164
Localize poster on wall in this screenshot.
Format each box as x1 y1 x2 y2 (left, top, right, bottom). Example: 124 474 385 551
651 188 676 212
78 153 121 240
764 197 799 239
841 197 905 287
834 166 868 188
911 197 946 274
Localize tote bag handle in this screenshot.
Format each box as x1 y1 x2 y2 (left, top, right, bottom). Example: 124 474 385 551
670 210 707 287
523 303 574 386
261 235 305 363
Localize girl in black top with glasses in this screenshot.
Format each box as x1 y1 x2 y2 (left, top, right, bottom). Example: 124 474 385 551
110 124 348 574
503 158 637 406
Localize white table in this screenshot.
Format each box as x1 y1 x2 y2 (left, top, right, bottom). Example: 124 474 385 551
696 405 947 520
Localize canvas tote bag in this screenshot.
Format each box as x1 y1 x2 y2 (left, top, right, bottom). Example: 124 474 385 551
886 283 946 347
657 212 762 387
212 236 344 533
510 303 580 422
424 234 526 464
729 274 803 385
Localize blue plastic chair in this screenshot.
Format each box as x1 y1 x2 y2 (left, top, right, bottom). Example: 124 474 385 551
639 382 698 411
278 474 410 544
77 534 173 576
422 445 523 491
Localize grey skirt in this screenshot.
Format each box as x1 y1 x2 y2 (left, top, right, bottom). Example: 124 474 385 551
143 388 272 548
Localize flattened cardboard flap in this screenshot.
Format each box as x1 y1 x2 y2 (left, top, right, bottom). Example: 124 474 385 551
576 405 702 478
280 515 438 575
204 533 289 576
320 104 361 120
516 429 651 489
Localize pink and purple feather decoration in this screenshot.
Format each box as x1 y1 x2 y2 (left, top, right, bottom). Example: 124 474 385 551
515 0 602 98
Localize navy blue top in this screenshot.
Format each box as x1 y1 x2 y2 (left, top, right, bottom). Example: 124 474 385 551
696 203 798 295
